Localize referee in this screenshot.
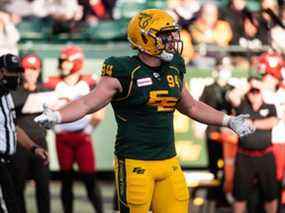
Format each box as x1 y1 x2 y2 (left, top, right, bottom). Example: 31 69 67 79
0 53 48 213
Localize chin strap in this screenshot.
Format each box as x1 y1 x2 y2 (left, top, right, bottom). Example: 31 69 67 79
159 50 174 62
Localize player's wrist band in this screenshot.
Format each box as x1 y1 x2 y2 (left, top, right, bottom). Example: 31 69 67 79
222 114 231 127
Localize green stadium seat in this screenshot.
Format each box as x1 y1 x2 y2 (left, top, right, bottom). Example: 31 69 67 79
113 0 168 19
113 0 147 19
17 18 52 40
246 0 261 12
85 19 128 41
146 0 168 9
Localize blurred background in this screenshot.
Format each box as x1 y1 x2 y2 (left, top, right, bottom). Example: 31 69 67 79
2 0 285 212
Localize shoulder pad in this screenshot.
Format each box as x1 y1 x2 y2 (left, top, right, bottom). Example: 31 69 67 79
101 56 133 78
43 76 61 89
171 53 186 74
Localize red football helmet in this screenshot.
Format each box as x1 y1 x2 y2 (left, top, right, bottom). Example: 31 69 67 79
21 54 41 71
59 45 84 74
257 51 285 80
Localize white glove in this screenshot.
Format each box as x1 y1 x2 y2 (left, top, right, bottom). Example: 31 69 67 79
34 104 61 129
224 114 255 137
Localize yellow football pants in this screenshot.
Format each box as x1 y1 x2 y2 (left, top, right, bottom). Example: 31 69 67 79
114 156 189 213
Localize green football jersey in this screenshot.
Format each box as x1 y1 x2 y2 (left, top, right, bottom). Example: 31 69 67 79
101 54 186 160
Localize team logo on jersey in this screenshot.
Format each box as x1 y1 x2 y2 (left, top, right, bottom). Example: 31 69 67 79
259 109 269 117
137 77 153 87
148 90 178 111
11 56 19 63
153 72 161 80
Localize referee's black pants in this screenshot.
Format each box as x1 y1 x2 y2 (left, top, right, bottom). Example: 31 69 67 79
0 159 20 213
11 146 50 213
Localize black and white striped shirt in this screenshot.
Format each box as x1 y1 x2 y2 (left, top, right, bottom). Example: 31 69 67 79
0 93 16 156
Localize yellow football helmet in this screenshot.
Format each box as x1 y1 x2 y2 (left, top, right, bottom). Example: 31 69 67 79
127 9 183 61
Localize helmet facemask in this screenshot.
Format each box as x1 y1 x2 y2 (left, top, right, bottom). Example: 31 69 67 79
58 58 74 77
154 28 183 62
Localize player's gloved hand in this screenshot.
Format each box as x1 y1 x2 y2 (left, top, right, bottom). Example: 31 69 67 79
223 114 255 137
34 104 61 129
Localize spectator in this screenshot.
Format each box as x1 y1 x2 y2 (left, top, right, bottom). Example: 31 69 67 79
237 13 268 54
189 1 232 68
167 0 200 29
261 0 280 27
190 2 232 47
221 0 248 45
4 0 36 18
10 53 50 213
32 0 81 20
32 0 83 34
233 77 279 213
258 0 280 44
78 0 110 26
44 45 104 213
180 29 194 65
0 11 20 55
271 6 285 53
199 57 235 207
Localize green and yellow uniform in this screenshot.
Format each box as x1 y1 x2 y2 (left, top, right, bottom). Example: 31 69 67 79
101 54 189 213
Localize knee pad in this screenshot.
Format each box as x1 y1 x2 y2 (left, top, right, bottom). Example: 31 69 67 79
126 174 151 205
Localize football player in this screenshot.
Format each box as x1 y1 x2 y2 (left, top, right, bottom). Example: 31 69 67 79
35 9 255 213
44 45 104 213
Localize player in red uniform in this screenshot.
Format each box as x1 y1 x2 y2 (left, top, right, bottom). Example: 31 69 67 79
45 45 104 213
